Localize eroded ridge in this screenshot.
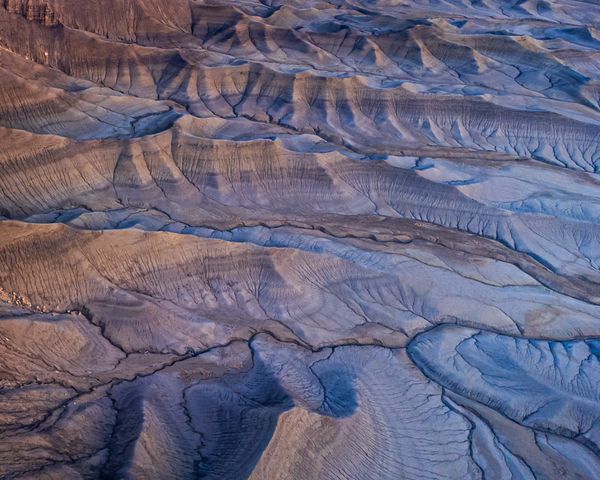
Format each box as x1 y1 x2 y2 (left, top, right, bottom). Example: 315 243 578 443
0 1 599 478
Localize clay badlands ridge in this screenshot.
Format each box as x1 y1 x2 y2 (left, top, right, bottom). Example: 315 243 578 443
1 0 600 478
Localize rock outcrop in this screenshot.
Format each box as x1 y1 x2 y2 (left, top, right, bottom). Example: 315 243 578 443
0 0 599 478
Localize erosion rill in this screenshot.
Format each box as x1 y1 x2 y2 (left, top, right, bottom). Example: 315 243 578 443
0 1 600 479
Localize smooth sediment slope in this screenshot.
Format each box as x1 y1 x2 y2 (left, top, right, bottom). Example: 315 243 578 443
0 1 600 478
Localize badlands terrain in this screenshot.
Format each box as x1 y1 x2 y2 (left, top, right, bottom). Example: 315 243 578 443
0 0 600 478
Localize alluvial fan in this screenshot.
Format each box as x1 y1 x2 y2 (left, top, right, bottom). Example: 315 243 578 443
0 0 599 478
